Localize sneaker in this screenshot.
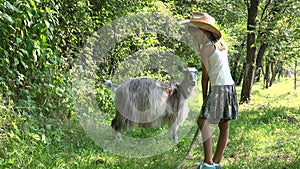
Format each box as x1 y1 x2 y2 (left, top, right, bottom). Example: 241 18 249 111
214 163 222 169
196 162 216 169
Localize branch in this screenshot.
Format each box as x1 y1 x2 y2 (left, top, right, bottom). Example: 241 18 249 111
244 0 250 10
261 0 272 21
282 1 294 14
265 0 292 22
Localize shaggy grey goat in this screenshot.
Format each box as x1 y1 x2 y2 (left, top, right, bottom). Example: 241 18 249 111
106 66 198 142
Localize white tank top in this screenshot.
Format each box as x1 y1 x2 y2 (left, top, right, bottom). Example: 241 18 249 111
203 48 234 86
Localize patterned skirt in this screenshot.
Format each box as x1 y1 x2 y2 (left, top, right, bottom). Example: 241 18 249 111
199 85 239 124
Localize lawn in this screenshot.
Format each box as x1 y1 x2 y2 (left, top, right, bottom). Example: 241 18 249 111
1 78 299 169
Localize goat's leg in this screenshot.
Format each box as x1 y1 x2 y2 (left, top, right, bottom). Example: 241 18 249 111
112 129 122 141
168 120 179 143
111 114 122 141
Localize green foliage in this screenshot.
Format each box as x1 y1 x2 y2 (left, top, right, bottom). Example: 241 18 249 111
0 0 299 168
0 0 73 118
0 0 96 166
1 78 299 168
96 85 115 115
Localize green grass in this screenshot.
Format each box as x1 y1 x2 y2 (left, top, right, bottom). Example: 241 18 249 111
1 78 300 169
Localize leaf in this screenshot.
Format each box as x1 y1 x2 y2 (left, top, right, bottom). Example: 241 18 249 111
55 87 64 97
44 83 54 89
1 13 14 23
46 124 52 131
13 58 19 67
20 48 29 57
29 0 37 10
40 34 47 43
31 133 41 141
7 158 16 165
16 37 22 44
41 133 47 144
44 20 50 28
33 49 38 62
4 1 21 13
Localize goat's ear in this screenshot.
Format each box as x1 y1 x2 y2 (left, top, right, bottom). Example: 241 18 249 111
177 65 185 72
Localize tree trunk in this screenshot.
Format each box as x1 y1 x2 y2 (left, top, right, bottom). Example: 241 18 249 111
237 62 245 86
269 60 276 87
295 60 298 90
256 68 262 82
277 61 283 80
240 0 260 103
255 42 268 82
265 58 270 89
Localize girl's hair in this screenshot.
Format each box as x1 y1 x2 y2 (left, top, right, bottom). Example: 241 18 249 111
215 40 227 51
202 29 227 51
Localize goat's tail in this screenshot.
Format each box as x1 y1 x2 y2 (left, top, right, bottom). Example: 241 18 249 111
105 80 117 92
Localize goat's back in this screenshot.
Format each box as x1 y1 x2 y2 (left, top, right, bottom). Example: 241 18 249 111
114 78 178 123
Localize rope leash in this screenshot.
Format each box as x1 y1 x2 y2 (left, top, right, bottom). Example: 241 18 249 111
175 127 200 169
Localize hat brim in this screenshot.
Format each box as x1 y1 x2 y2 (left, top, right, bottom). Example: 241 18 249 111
180 19 222 40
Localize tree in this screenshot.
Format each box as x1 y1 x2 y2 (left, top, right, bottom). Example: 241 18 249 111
240 0 260 103
257 0 291 88
294 60 298 90
240 0 299 102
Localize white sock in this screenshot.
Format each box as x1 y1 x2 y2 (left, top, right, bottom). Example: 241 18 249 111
203 162 214 166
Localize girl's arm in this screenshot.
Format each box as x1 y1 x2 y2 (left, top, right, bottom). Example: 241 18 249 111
199 44 214 101
201 62 209 101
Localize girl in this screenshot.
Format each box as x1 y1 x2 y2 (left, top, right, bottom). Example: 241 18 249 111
181 12 238 169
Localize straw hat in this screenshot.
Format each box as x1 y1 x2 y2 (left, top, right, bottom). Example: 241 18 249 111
180 12 221 39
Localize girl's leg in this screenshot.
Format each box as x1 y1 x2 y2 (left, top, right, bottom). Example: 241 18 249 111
213 120 230 164
197 118 213 165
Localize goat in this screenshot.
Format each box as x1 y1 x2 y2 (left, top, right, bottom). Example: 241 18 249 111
106 66 198 143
